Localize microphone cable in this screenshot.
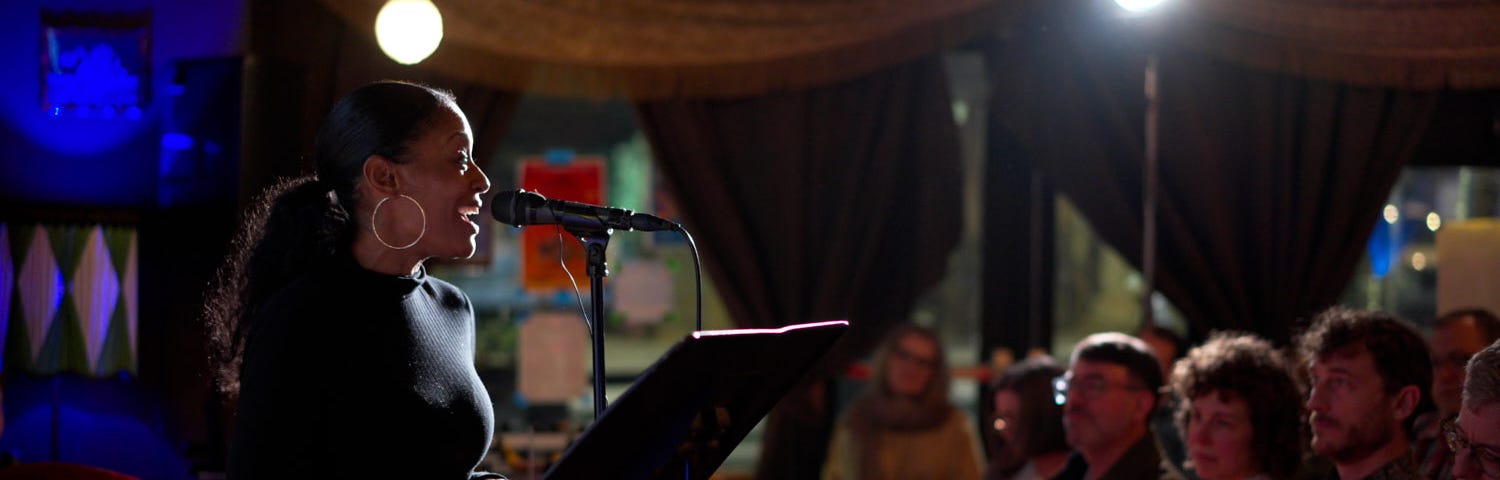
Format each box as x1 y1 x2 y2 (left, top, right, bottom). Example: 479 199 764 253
679 226 702 332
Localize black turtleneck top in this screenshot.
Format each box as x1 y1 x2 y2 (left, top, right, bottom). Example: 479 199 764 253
228 256 498 479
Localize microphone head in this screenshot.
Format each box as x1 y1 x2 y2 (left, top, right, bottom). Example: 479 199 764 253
491 189 547 226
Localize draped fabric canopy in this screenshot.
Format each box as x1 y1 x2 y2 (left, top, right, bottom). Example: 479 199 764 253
315 0 1500 98
317 0 1011 99
1159 0 1500 90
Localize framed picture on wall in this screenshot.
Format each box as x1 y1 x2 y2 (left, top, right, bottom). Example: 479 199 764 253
40 10 151 119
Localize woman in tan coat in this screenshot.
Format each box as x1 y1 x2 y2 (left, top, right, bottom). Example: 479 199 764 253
823 324 983 480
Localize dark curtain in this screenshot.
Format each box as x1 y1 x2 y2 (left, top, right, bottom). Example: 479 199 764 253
244 0 522 199
635 55 964 479
1147 51 1440 343
992 6 1442 345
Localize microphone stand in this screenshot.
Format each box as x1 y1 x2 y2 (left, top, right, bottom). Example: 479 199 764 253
568 226 612 419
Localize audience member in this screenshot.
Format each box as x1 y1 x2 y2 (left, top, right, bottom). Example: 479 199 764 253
1417 309 1500 479
1168 331 1303 480
1142 325 1191 478
1451 339 1500 480
986 357 1070 480
1141 326 1185 385
1298 307 1433 480
1051 332 1167 480
823 324 983 480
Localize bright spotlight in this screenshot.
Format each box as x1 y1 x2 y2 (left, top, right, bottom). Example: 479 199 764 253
1426 212 1441 232
376 0 444 65
1383 204 1399 225
1115 0 1166 12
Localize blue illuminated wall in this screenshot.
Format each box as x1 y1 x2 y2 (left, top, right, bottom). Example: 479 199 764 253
0 0 243 207
0 1 245 479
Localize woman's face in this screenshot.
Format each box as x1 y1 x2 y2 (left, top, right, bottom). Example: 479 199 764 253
992 390 1026 469
377 103 490 260
885 333 939 398
1186 391 1259 480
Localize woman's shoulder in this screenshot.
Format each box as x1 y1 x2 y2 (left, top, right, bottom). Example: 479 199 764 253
943 404 974 427
423 274 471 310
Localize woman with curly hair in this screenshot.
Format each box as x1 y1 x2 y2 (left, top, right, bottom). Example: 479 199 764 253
1168 331 1304 480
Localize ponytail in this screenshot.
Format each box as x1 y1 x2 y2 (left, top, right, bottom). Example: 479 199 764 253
207 81 454 397
205 175 352 397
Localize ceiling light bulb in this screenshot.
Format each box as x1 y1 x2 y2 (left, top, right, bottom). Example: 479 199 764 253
375 0 443 65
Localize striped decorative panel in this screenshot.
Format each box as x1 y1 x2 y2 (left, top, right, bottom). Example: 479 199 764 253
2 222 137 377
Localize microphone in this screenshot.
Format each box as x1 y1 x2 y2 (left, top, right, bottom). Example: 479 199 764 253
491 189 679 232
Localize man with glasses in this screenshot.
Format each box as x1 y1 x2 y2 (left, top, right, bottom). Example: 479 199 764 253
1450 339 1500 480
1418 309 1500 479
1298 307 1433 480
1050 332 1167 480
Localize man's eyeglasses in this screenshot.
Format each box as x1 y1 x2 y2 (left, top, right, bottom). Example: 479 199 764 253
1443 416 1500 479
1051 375 1145 406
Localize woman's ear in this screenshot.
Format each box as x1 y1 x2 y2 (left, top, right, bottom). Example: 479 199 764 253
363 154 401 196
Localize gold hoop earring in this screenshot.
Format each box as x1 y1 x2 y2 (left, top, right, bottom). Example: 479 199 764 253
371 194 426 250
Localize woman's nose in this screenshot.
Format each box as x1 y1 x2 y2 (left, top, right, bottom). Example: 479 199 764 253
1187 422 1212 447
473 165 491 194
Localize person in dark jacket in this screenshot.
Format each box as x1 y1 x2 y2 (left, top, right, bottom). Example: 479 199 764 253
205 81 503 479
1050 332 1167 480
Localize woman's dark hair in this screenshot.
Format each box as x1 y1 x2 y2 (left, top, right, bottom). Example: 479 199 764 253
1171 331 1303 479
991 357 1069 457
204 81 456 396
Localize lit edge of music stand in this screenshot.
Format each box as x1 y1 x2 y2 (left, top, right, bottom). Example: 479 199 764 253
542 320 849 480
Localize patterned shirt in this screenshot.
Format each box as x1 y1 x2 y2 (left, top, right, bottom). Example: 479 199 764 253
1361 456 1424 480
1412 412 1455 480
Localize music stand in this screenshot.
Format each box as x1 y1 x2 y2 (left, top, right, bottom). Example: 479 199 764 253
543 320 849 480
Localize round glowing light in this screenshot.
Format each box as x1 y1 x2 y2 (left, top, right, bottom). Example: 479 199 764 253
952 101 970 126
375 0 443 65
1115 0 1166 12
1383 204 1399 224
1426 212 1441 232
1412 252 1427 271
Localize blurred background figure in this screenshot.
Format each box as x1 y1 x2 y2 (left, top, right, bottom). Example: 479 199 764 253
1141 325 1190 477
985 357 1069 480
1417 309 1500 479
823 324 983 480
1167 331 1303 480
1451 339 1500 480
1139 326 1185 391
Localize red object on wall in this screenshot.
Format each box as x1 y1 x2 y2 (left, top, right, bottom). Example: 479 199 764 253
518 157 605 292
